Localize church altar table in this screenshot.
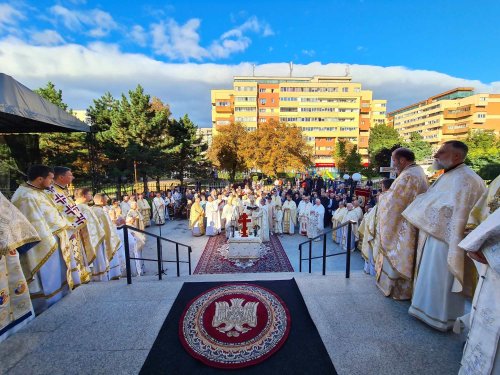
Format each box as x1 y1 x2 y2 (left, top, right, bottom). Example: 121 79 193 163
227 233 262 260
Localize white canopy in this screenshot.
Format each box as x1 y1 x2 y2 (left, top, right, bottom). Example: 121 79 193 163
0 73 90 133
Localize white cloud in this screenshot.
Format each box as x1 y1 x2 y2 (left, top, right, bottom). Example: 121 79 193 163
50 5 81 30
0 3 25 33
49 5 117 37
129 25 147 47
151 18 208 61
151 16 274 61
88 10 117 37
30 29 65 46
1 38 499 127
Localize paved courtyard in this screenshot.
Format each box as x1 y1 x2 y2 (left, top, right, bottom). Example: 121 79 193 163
0 219 465 375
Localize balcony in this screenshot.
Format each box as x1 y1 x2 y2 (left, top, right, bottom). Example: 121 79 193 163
315 149 333 156
216 106 233 113
441 124 469 135
359 121 370 131
443 107 472 119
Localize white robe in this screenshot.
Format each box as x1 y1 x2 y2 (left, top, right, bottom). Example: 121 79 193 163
298 201 313 235
205 201 220 236
341 209 359 251
458 210 500 375
252 206 270 242
307 204 325 239
274 209 283 234
120 201 131 217
403 164 486 331
152 197 165 225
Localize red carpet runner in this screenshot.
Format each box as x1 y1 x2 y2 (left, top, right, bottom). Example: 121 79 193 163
194 234 294 274
179 284 291 369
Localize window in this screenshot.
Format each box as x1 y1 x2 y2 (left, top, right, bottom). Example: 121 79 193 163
477 113 486 118
259 88 266 93
216 120 230 125
259 118 266 123
260 99 267 105
259 108 266 113
342 87 349 93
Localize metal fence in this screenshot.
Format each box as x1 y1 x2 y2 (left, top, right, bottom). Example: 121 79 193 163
118 225 192 284
298 220 355 277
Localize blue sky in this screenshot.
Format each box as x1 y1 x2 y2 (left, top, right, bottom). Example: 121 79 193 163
1 0 499 126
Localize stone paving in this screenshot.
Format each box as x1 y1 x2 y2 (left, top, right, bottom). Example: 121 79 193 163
0 219 465 375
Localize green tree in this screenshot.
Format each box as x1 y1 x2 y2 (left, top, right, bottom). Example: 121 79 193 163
333 139 349 173
464 131 500 180
405 132 433 161
368 123 403 163
35 82 88 178
87 92 121 184
110 86 172 188
165 114 210 186
35 82 69 111
345 145 363 173
208 122 248 183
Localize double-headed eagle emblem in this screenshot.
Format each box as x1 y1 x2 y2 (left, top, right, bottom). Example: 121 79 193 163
212 298 259 337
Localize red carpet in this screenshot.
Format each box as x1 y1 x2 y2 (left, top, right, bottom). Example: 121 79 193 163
179 283 291 369
194 234 294 274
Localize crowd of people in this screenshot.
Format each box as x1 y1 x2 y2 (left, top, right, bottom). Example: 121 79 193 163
185 172 373 246
1 140 498 373
1 165 147 343
356 142 499 375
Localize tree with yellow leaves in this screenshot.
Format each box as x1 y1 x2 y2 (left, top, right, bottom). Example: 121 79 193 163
245 120 313 177
208 122 249 182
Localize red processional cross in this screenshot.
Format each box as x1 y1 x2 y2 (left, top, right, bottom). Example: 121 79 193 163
238 213 251 237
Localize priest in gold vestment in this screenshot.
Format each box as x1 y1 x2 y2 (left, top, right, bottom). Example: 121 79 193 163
332 202 347 243
359 203 379 276
402 141 487 331
137 193 151 227
74 189 108 281
376 148 428 300
11 165 77 313
46 167 92 285
0 192 40 342
282 194 297 235
189 197 206 236
92 194 123 280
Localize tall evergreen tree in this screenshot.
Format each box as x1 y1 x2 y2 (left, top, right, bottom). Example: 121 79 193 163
35 82 88 178
345 146 363 173
166 115 210 186
109 85 172 186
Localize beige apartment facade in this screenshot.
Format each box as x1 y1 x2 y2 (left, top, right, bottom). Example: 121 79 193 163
388 88 500 147
211 76 386 170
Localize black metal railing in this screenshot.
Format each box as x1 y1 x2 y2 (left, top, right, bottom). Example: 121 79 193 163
298 220 356 277
117 225 192 284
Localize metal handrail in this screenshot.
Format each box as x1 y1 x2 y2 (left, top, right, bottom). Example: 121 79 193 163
117 225 192 284
298 220 356 277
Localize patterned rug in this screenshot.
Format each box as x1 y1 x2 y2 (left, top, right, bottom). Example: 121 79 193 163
194 234 294 274
179 283 291 369
140 280 337 374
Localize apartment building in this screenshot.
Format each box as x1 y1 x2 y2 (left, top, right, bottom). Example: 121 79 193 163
211 76 386 169
388 88 500 147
